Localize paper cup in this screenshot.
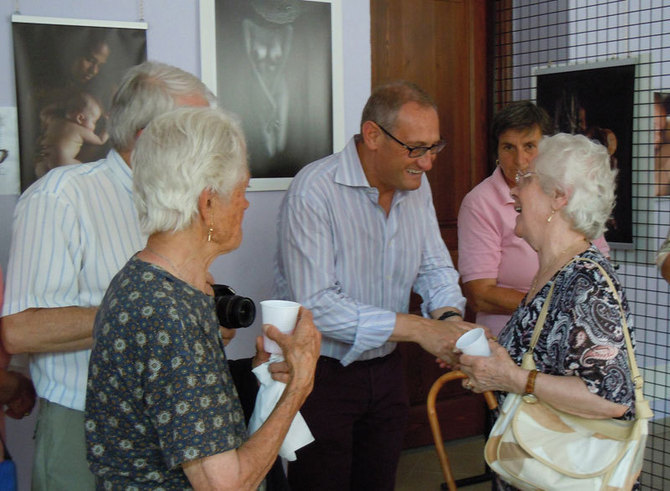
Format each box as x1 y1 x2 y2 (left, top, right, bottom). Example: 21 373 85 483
455 327 491 357
261 300 300 354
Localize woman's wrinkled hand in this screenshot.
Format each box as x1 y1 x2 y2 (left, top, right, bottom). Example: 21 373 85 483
250 336 291 384
433 322 492 370
457 341 523 394
264 307 321 394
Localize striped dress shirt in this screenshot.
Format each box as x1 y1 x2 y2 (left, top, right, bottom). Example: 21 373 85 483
275 137 466 366
2 150 146 411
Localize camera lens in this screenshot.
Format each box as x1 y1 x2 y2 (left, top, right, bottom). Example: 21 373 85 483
212 284 256 328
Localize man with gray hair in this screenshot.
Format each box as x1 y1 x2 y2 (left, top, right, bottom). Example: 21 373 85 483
0 61 211 490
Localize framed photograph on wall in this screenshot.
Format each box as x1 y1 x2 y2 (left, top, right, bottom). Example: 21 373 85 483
533 58 636 247
0 107 21 195
12 15 147 191
655 92 670 197
200 0 344 191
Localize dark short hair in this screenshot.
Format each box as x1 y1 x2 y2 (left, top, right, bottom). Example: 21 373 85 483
491 101 554 147
360 81 437 132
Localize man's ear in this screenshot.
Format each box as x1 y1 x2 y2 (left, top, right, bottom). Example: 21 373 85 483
361 120 382 150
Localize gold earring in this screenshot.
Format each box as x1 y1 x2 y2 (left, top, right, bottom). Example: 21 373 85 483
207 224 214 242
547 210 556 223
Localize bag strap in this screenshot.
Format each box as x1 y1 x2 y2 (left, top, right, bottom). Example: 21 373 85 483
577 258 653 419
520 280 556 371
521 256 653 420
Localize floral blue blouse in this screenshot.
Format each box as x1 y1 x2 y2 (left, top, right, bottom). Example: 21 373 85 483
85 256 247 489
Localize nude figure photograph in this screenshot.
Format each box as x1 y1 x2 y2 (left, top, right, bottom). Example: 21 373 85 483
213 0 333 179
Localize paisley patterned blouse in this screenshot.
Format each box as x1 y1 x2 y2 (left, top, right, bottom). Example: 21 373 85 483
497 246 636 419
494 246 639 491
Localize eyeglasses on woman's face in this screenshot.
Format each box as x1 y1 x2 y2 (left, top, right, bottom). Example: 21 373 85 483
514 170 536 185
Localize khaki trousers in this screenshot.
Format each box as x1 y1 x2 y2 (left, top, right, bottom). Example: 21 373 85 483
31 399 95 491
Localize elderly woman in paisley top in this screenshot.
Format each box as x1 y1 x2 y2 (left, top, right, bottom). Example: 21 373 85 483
458 133 638 489
85 106 320 489
457 101 610 337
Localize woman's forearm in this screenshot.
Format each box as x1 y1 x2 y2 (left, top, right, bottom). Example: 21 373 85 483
460 344 629 420
462 279 525 315
529 371 628 419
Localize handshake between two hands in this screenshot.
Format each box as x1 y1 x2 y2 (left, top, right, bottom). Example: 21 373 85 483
434 321 494 370
439 323 515 395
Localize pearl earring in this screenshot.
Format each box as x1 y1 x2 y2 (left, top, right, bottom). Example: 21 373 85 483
547 210 556 223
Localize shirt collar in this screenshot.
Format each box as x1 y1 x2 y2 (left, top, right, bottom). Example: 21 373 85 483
334 136 370 188
107 149 133 194
333 136 412 205
492 166 514 205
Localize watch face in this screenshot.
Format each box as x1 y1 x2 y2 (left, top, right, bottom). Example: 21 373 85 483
522 393 538 404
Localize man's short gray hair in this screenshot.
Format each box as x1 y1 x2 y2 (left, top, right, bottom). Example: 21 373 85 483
534 133 617 239
132 107 248 235
109 61 216 153
360 81 437 132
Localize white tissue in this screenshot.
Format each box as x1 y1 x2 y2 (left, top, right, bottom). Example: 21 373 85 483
248 354 314 461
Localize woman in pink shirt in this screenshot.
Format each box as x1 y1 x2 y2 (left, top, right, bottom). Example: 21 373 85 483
457 102 609 335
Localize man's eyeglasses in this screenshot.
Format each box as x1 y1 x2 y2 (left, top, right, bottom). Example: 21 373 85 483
376 123 446 158
514 170 536 185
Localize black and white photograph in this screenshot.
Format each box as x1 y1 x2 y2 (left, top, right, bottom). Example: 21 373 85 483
212 0 334 181
12 17 146 190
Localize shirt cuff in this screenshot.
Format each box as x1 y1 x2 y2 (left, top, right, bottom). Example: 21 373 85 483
421 295 466 318
340 310 396 366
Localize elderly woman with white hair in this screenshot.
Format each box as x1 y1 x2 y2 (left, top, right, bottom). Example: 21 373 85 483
458 133 639 490
85 106 320 489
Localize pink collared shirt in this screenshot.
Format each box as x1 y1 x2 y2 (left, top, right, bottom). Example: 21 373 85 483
457 166 610 335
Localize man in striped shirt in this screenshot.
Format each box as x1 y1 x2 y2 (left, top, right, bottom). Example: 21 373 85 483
0 61 211 490
276 81 474 491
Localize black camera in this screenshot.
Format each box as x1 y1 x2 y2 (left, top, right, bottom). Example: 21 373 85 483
212 284 256 329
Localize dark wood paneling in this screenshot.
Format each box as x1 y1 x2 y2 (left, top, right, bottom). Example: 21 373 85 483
371 0 492 448
371 0 490 260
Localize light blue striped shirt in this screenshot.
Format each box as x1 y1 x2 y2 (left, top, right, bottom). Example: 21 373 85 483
274 137 466 366
2 150 146 411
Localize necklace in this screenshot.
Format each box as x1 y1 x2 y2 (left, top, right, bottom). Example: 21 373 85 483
144 246 212 294
145 246 183 278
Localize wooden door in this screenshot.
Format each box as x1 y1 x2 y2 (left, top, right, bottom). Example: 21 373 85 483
371 0 493 449
371 0 491 257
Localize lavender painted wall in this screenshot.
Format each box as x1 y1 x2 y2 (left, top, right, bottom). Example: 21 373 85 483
0 1 371 488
